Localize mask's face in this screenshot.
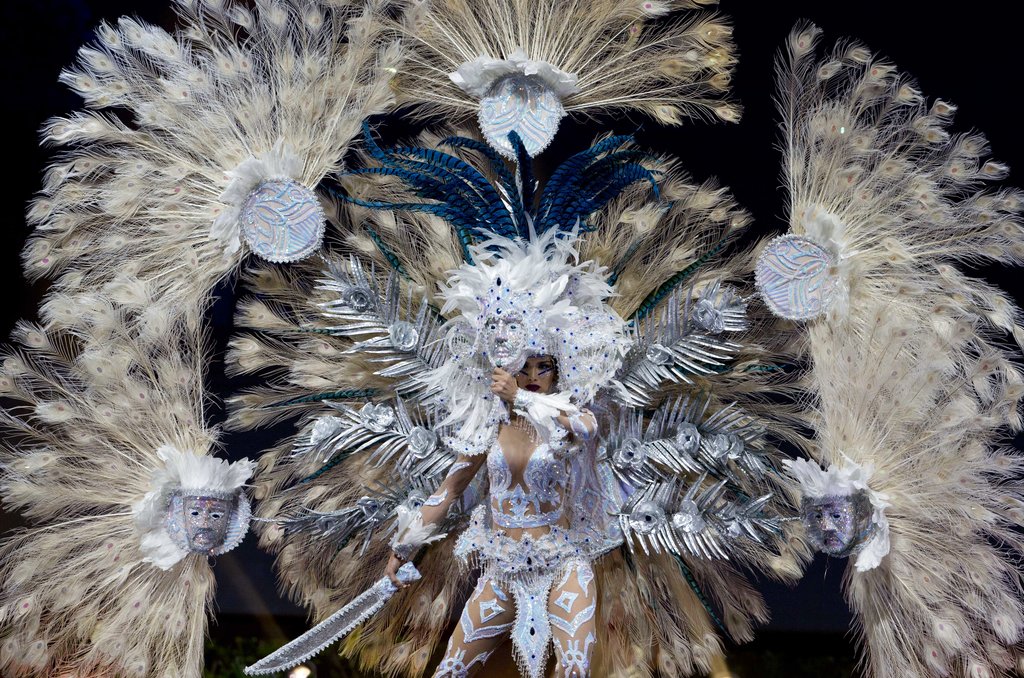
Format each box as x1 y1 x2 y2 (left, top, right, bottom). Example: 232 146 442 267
801 492 874 558
516 355 557 395
482 309 528 371
182 496 233 552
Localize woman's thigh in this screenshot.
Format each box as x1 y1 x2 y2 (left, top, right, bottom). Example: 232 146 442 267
547 560 597 678
433 575 515 677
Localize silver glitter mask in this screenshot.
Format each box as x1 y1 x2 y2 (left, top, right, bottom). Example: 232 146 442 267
183 496 232 551
165 494 237 554
480 292 532 371
801 492 875 558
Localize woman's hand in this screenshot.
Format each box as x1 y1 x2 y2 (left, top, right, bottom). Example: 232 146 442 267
490 368 519 404
386 552 409 588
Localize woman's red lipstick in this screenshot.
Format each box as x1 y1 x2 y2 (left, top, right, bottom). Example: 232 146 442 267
525 384 541 392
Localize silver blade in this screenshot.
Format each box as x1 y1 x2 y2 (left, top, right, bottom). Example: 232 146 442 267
244 563 421 675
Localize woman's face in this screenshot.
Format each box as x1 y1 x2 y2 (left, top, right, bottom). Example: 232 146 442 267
516 355 557 395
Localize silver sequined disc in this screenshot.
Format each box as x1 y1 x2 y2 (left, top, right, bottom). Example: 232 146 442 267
754 234 839 321
239 178 326 263
479 75 565 159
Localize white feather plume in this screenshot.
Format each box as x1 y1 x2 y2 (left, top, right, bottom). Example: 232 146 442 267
389 0 741 126
27 0 401 329
0 306 236 678
778 23 1024 678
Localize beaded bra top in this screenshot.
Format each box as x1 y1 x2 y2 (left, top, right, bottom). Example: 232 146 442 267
487 434 570 529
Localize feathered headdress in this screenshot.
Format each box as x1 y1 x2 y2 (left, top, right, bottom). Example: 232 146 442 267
423 226 632 449
389 0 739 155
333 128 653 448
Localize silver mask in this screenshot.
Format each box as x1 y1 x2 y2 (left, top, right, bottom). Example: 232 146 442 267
181 495 234 553
801 492 875 558
481 309 529 371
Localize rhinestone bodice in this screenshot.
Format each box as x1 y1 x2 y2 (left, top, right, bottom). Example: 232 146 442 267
487 435 569 529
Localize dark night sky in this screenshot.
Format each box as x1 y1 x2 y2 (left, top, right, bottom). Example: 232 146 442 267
1 0 1021 645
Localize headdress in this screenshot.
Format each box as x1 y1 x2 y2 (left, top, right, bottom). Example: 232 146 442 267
423 226 632 448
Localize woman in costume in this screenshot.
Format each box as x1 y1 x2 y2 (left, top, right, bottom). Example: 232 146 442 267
235 122 808 678
385 356 606 677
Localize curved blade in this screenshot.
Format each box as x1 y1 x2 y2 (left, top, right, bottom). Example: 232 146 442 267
244 564 420 675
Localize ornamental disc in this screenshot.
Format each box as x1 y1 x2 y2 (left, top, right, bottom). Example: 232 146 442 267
755 234 839 321
479 74 565 158
239 178 325 263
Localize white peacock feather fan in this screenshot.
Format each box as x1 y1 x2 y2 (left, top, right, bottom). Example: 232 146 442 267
766 23 1024 678
0 309 253 678
388 0 740 157
25 0 402 334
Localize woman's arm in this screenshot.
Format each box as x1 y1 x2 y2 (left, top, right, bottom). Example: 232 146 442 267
386 452 486 585
491 368 597 440
556 409 597 441
415 452 485 531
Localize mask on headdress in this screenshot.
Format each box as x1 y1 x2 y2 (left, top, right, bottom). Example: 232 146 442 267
134 445 255 569
423 229 631 452
783 457 890 571
167 494 238 554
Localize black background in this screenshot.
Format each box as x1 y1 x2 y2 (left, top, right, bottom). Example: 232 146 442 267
0 0 1021 670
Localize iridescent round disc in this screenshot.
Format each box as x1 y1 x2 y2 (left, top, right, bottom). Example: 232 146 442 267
239 178 325 263
755 234 838 321
479 75 565 158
